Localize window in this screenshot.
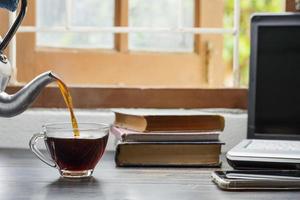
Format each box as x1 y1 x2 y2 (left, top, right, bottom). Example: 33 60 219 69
0 0 292 108
10 0 226 88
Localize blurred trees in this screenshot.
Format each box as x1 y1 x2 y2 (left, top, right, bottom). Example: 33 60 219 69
223 0 283 86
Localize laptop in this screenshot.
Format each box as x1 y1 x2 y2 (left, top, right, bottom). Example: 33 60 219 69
226 13 300 169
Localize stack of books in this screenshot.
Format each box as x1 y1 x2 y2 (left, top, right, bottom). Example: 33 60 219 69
111 111 225 167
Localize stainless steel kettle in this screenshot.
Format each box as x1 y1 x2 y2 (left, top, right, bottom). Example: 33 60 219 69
0 0 56 117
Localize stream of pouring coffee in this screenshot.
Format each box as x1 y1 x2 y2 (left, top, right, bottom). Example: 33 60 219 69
55 77 80 137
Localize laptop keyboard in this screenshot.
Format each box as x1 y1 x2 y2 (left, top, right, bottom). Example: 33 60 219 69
246 140 300 152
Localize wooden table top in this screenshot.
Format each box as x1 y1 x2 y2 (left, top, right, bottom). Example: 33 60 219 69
0 148 299 200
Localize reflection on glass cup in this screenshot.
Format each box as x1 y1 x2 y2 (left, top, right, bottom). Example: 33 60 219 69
29 123 109 178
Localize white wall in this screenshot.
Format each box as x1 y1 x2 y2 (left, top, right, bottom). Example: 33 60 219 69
0 108 247 152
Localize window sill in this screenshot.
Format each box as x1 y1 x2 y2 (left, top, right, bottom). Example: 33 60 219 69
7 86 247 109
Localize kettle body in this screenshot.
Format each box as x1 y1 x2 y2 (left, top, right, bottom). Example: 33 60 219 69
0 0 58 117
0 70 56 117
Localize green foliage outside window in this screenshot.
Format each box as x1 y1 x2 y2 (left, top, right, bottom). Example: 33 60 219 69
223 0 284 86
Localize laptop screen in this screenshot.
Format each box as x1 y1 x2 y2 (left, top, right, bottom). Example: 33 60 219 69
248 13 300 140
254 25 300 136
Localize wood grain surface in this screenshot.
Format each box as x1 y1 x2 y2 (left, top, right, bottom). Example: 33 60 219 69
0 149 299 200
6 86 247 109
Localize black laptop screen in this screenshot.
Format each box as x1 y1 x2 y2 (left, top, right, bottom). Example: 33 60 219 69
255 26 300 135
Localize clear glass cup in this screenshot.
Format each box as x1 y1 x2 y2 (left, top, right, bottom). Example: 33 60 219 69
29 123 110 178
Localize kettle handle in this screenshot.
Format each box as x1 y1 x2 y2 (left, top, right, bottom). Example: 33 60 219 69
0 0 27 53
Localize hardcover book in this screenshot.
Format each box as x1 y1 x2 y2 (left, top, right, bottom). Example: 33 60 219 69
114 111 225 132
115 141 223 167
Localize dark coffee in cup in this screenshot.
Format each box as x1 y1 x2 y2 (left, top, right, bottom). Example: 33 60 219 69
46 135 109 171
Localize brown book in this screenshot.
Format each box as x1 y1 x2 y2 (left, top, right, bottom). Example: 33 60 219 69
110 126 220 142
114 111 225 132
115 142 223 167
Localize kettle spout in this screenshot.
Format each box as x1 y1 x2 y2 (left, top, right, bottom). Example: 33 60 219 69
0 71 56 117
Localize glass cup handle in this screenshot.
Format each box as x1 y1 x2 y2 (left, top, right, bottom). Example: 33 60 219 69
29 133 56 168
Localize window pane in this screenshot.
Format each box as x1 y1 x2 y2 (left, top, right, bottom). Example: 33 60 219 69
129 0 194 52
71 0 114 27
36 0 114 49
36 0 66 26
